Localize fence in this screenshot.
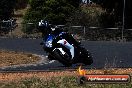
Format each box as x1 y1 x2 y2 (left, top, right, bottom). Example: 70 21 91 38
64 26 132 41
1 22 132 41
0 19 17 35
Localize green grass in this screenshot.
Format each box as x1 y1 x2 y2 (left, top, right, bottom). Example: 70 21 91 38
0 76 131 88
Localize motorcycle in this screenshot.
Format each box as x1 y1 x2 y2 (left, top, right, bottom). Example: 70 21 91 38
41 27 93 67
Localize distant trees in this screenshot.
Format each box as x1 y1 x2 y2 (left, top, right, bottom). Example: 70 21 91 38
92 0 132 28
66 6 102 27
0 0 16 20
24 0 81 24
66 0 82 8
15 0 29 10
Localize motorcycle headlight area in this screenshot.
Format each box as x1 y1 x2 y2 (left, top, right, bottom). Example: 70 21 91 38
45 40 52 48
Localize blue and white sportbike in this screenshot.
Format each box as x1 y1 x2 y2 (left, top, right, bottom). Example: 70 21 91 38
39 21 93 66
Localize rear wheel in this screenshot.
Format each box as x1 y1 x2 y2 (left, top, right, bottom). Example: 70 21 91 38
52 49 72 67
79 48 93 65
83 52 93 65
83 57 93 65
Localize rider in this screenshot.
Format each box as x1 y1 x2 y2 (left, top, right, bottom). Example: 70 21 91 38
38 20 64 37
38 20 51 37
38 20 82 60
38 20 81 48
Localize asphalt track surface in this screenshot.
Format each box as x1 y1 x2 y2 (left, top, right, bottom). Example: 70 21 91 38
0 38 132 71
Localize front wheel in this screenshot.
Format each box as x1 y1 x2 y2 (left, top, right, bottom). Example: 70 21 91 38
52 49 72 67
80 48 93 65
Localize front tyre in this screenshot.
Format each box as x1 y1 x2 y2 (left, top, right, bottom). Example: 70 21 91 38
52 49 72 67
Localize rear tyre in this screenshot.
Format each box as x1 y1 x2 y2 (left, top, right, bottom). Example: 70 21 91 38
53 49 72 67
83 57 93 65
82 51 93 65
